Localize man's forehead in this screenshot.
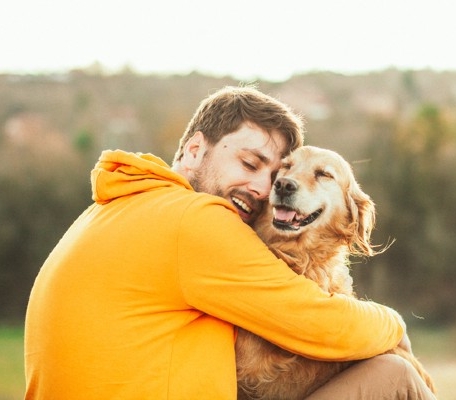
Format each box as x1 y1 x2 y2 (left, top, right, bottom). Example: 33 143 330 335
240 147 271 164
221 124 287 160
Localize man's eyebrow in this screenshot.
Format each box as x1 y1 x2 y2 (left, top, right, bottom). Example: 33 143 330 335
241 148 272 164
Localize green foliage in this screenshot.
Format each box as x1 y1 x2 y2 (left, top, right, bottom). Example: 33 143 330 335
0 144 91 320
354 104 456 325
73 128 94 152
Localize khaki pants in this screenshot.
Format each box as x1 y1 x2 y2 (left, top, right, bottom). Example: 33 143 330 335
306 354 437 399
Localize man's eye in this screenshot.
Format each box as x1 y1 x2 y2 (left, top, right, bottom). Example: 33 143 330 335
242 160 257 171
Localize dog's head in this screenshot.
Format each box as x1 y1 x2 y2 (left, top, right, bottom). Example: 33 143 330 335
257 145 376 257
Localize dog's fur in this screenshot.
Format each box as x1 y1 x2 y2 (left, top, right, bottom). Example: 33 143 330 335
236 145 436 399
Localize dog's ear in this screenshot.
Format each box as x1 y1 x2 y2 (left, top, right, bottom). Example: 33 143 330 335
345 172 376 257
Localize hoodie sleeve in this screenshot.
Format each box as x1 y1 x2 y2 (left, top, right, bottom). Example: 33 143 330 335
177 195 404 362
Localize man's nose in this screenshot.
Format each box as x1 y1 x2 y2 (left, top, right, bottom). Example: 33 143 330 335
248 172 273 199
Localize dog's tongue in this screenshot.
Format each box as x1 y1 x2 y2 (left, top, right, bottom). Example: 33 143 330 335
273 207 296 222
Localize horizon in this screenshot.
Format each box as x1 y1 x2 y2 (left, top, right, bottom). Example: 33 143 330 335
3 64 456 83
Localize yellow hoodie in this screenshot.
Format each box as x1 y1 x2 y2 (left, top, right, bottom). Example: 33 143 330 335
25 150 404 400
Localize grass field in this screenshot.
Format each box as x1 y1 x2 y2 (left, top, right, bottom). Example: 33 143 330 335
408 325 456 400
1 324 455 399
0 326 25 400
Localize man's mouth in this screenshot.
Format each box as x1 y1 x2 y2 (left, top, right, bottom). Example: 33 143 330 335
272 206 323 231
232 196 253 215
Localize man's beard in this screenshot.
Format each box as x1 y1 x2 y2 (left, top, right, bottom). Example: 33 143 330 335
188 151 264 226
188 151 223 197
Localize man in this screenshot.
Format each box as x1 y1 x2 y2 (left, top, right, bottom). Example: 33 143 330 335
24 86 435 399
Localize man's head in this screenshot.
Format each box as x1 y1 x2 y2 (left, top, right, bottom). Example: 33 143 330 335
172 86 304 225
173 86 304 164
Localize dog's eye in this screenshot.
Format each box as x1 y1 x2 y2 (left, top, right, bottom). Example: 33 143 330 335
281 162 292 170
315 169 333 179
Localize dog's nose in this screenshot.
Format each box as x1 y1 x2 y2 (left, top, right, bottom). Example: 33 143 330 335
274 177 298 196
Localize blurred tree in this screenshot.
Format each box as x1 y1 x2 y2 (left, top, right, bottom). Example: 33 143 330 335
74 128 94 152
0 137 91 321
354 105 456 326
402 70 420 101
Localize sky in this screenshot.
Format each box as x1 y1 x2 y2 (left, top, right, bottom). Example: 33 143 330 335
1 0 456 82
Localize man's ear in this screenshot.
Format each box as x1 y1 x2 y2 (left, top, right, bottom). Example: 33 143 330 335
182 131 207 170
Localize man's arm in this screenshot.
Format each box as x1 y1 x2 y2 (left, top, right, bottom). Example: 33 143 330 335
178 196 404 361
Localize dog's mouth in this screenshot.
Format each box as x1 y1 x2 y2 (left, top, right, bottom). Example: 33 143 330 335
272 206 323 231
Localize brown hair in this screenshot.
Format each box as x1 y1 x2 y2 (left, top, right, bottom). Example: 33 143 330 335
173 85 304 164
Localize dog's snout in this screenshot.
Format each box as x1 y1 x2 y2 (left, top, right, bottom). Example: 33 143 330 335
274 177 298 196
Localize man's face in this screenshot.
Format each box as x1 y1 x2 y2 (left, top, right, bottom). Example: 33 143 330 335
189 123 287 226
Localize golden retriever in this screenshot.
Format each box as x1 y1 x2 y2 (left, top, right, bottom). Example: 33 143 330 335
236 145 436 399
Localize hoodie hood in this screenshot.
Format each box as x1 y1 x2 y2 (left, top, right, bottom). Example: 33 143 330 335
91 150 193 204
